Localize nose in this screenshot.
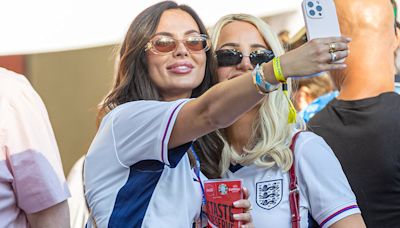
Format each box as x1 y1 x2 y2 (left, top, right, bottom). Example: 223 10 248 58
236 55 253 72
173 41 189 58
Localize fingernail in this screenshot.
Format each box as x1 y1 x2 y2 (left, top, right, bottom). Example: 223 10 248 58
233 201 239 207
346 37 352 42
233 214 240 220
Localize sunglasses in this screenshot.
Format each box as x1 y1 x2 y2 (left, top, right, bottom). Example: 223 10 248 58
215 49 275 67
145 34 210 55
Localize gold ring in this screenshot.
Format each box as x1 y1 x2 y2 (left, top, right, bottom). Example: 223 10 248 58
329 42 336 53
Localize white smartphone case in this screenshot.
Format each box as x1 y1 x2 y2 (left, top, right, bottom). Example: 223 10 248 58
302 0 343 62
302 0 341 39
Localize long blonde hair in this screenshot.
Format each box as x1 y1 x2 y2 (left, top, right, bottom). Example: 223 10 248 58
211 14 306 176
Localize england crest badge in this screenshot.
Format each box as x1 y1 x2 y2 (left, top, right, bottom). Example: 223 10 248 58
256 179 282 210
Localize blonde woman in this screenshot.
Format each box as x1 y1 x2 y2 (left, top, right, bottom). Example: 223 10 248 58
199 14 366 228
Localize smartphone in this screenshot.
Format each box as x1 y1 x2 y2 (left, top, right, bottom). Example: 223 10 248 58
302 0 344 65
302 0 341 40
204 179 243 228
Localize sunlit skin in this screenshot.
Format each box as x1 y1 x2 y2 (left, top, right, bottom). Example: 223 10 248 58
146 9 207 101
215 21 270 154
332 0 400 99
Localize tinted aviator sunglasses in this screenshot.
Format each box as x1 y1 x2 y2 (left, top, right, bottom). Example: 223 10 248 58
145 34 210 54
215 49 275 67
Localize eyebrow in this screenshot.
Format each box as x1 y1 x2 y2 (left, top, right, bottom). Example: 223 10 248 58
219 43 269 49
152 30 201 37
251 44 269 49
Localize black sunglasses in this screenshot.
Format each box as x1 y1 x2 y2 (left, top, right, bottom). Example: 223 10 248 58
215 49 275 67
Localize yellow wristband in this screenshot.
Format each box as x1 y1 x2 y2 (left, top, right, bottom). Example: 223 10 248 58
282 83 297 124
272 57 286 83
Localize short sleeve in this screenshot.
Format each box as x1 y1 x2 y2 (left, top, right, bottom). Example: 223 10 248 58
295 132 361 228
111 99 190 167
0 74 70 213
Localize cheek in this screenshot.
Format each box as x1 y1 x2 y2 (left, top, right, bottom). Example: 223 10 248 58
198 53 207 73
193 53 207 79
146 53 165 78
216 67 231 82
146 53 157 73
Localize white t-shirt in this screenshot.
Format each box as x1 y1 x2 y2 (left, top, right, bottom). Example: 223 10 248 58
67 156 89 228
224 132 360 228
84 99 206 228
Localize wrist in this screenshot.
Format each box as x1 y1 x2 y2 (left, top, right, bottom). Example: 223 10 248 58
252 64 280 94
278 54 292 79
272 57 287 83
260 62 279 85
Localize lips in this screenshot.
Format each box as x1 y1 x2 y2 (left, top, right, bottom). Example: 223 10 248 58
167 62 194 74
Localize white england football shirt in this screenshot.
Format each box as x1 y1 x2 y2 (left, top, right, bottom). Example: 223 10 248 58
84 99 206 227
224 132 360 228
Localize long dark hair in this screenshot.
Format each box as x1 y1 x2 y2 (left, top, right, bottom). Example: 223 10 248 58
97 1 222 174
97 1 216 122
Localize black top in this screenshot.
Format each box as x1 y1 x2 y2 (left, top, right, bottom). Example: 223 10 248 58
308 92 400 227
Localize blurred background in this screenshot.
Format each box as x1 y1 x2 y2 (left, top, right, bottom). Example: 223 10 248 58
1 0 398 174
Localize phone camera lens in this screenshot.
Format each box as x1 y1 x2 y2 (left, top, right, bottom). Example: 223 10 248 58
309 10 316 16
307 1 314 7
316 5 322 11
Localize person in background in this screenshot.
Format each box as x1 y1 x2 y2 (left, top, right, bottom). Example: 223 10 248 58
392 0 400 93
83 1 350 227
0 67 70 228
309 0 400 226
67 156 89 228
396 74 400 93
198 13 364 227
293 75 337 122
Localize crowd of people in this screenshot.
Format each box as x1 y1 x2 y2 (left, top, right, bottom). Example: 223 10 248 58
1 0 399 227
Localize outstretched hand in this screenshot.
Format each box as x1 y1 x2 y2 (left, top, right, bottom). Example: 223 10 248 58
280 36 351 78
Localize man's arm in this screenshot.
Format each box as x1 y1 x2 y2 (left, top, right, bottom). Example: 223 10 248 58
27 200 70 228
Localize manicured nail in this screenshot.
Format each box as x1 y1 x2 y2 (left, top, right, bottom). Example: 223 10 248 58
233 201 239 207
233 214 240 220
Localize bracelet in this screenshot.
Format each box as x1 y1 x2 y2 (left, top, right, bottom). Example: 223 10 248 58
252 66 268 94
251 64 280 94
272 57 297 124
272 57 286 83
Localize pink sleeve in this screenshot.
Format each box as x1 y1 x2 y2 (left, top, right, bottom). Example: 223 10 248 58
1 76 70 213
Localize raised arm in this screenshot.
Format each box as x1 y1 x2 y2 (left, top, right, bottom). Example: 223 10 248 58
169 36 350 148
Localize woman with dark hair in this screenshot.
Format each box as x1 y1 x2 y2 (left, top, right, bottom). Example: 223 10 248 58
83 1 351 227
